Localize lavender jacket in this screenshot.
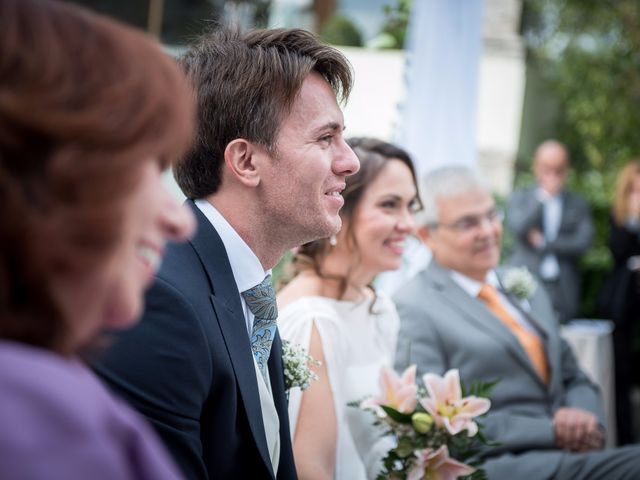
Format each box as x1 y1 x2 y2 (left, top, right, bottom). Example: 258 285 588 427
0 340 182 480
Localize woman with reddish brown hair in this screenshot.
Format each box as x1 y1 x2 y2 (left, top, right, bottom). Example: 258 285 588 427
598 160 640 445
0 0 195 477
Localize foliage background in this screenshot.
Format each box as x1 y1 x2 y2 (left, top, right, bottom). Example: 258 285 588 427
517 0 640 317
320 0 412 49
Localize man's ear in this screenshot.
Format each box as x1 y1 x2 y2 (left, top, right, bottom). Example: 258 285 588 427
417 225 434 247
223 139 260 188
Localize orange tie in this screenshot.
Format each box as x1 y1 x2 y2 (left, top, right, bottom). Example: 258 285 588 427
477 284 549 384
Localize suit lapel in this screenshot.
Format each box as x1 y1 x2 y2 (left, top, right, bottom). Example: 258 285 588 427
268 334 289 425
527 283 564 394
268 333 296 477
559 191 572 232
427 262 547 387
186 201 275 478
494 269 561 390
494 268 550 341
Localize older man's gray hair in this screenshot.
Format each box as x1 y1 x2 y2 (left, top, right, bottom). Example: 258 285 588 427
415 165 490 227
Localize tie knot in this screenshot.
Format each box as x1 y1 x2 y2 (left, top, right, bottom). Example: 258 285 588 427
242 275 278 320
477 283 499 304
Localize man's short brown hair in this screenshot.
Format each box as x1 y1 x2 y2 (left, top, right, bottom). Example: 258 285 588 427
174 27 353 199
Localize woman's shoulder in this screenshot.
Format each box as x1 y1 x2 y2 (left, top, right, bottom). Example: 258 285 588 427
371 290 395 311
278 274 342 319
0 342 144 446
0 341 104 403
0 341 180 478
279 295 343 323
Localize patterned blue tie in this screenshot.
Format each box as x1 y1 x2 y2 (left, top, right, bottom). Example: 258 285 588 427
241 274 278 382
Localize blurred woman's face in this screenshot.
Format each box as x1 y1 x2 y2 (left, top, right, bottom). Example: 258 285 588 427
630 173 640 195
67 161 195 348
351 159 417 278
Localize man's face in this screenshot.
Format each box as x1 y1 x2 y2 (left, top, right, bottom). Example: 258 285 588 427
64 161 195 349
533 144 569 196
257 72 360 246
421 188 502 281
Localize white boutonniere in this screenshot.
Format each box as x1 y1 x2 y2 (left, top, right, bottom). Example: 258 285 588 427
282 340 320 391
502 266 537 301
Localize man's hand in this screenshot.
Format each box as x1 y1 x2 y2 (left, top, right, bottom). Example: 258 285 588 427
553 407 604 452
527 228 545 250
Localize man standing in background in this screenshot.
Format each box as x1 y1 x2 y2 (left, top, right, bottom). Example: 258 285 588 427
506 140 593 323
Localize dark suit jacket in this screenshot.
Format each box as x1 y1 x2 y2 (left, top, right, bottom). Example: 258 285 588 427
506 187 594 321
93 200 297 480
597 216 640 324
394 260 603 479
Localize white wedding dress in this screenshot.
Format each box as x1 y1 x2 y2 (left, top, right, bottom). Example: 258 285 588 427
278 293 399 480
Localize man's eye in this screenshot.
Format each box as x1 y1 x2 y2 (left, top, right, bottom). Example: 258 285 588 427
455 219 477 230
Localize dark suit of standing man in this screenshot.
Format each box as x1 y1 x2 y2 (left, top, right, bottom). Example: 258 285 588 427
506 140 593 323
395 166 640 480
93 28 359 479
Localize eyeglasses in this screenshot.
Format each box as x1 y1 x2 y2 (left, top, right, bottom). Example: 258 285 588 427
430 208 504 233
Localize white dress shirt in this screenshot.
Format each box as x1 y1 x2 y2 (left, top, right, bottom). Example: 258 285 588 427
537 188 562 280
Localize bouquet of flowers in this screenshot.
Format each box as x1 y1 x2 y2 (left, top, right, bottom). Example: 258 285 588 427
282 340 320 391
359 365 495 480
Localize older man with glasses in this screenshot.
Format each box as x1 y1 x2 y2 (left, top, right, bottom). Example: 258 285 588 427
394 166 640 479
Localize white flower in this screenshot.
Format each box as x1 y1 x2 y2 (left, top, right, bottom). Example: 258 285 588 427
282 340 320 391
502 267 537 300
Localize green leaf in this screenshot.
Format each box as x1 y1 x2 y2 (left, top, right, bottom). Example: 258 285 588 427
461 379 499 398
381 405 413 423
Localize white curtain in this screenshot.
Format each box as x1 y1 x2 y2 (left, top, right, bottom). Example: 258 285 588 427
395 0 484 175
377 0 484 296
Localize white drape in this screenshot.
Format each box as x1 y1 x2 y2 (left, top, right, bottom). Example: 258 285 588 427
378 0 484 296
395 0 484 175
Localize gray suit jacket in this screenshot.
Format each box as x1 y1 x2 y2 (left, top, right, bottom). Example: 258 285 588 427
506 187 593 322
394 260 604 478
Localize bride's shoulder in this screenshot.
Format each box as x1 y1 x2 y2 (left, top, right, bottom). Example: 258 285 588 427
277 274 339 312
279 295 341 322
278 272 323 303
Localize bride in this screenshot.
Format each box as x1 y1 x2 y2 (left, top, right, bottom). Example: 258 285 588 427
277 138 420 479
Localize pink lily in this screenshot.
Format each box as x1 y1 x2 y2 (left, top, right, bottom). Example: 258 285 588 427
407 445 475 480
361 365 418 416
419 369 490 436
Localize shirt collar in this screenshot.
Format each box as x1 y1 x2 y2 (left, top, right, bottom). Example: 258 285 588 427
449 269 499 297
535 186 563 203
194 199 270 293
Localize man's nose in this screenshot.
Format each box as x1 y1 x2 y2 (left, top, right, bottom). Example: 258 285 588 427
333 139 359 177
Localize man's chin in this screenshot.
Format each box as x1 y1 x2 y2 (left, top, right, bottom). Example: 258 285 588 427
475 250 500 266
482 258 500 271
320 215 342 237
292 219 340 247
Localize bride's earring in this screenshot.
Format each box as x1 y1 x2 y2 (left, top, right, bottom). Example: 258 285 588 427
329 235 337 247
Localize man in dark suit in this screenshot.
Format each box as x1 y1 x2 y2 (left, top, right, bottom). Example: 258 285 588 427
394 166 640 479
93 28 359 479
506 140 593 323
